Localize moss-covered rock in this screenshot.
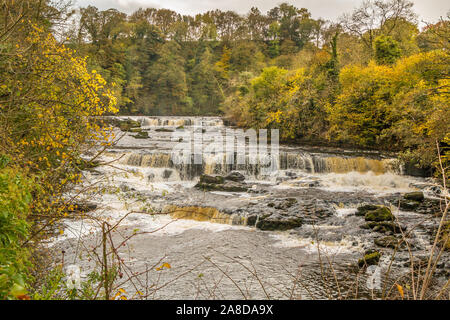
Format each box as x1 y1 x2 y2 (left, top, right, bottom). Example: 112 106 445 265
358 251 381 268
404 192 424 202
118 119 141 132
155 128 174 132
199 174 224 184
256 215 303 231
365 206 394 222
361 221 406 234
133 131 149 139
356 204 381 216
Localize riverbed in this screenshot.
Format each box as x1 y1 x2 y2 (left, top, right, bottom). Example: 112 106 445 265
46 116 449 299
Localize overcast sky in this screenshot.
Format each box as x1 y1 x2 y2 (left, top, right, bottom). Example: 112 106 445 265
74 0 449 25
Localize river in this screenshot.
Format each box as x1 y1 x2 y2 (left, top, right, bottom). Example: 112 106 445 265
47 116 448 299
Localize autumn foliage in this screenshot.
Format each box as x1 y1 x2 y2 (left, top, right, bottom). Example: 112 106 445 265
0 1 117 299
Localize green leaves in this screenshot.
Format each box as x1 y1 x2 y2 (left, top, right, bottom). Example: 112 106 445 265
0 168 32 299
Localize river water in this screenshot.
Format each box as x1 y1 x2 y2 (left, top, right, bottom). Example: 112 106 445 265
47 116 448 299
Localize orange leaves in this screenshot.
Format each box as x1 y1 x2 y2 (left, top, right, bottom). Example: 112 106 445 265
155 262 171 271
396 283 404 299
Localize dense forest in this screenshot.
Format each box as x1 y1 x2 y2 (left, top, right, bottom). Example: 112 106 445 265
66 1 449 166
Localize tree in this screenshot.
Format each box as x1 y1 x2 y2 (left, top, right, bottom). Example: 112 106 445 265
145 41 190 115
341 0 417 53
189 48 224 115
374 34 401 65
246 7 268 41
267 3 314 49
328 50 449 165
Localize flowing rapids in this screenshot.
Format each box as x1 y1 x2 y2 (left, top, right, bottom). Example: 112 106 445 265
47 116 448 299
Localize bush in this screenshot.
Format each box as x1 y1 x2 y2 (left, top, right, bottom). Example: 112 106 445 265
0 163 32 299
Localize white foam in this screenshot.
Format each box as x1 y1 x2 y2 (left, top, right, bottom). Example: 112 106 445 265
335 208 357 218
269 233 362 255
318 171 418 194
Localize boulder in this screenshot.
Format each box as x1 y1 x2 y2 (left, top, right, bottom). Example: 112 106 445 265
163 169 173 179
404 191 424 202
195 180 247 192
225 171 245 182
362 221 406 234
399 200 420 211
118 119 141 132
397 197 442 215
133 131 149 139
274 198 298 210
365 206 394 222
374 236 400 249
199 174 224 184
358 251 381 268
356 204 380 216
155 128 174 132
256 214 302 231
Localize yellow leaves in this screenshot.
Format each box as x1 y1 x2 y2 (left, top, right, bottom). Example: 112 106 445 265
113 288 128 300
156 262 171 271
266 110 283 124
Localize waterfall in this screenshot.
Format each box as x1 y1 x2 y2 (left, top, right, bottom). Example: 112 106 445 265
108 150 399 181
128 116 223 128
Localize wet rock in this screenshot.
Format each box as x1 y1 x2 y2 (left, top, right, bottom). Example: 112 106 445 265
225 171 245 182
362 221 406 234
274 198 298 210
356 204 381 216
118 119 141 132
365 207 394 222
399 199 421 211
404 192 424 202
199 174 224 184
195 173 248 192
155 128 174 132
415 198 443 215
195 180 247 192
256 214 302 231
246 215 258 226
358 251 381 268
133 131 149 139
285 171 297 178
163 169 173 179
374 236 401 249
393 193 442 215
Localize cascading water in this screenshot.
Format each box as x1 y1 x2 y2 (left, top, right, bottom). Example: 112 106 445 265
109 150 399 180
55 115 446 300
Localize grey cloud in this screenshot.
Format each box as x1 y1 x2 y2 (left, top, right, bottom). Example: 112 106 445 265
74 0 449 23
